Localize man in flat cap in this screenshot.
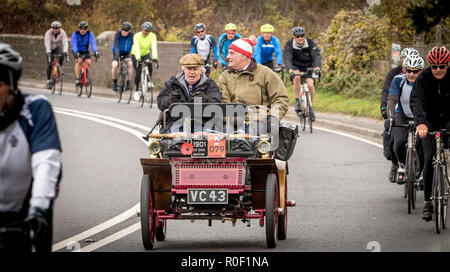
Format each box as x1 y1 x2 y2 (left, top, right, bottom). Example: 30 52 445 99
157 53 221 131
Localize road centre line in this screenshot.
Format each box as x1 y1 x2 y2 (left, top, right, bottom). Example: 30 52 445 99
51 107 382 252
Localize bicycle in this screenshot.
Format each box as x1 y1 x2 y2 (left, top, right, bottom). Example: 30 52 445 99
428 129 450 234
388 119 421 214
138 59 157 108
116 55 133 104
291 68 319 133
76 54 97 98
272 66 285 82
0 222 33 252
49 53 68 95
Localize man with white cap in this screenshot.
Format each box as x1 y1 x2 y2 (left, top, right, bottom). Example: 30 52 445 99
217 38 289 134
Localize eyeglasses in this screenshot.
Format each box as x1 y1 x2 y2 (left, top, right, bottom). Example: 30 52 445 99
80 28 87 31
406 69 420 74
431 64 447 70
197 30 205 33
295 35 305 38
52 27 60 30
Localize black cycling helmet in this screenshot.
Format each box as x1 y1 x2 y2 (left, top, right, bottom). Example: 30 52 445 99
292 26 306 36
79 21 88 29
141 22 153 32
194 23 206 31
51 21 61 29
121 22 132 31
0 43 22 116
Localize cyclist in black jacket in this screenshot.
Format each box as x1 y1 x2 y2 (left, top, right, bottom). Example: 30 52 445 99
410 46 450 222
381 48 420 183
283 26 321 121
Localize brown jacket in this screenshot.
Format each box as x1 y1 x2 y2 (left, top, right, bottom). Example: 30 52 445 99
217 59 289 119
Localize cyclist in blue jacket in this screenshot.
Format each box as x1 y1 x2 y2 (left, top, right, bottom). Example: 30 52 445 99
71 21 99 86
0 43 62 252
253 24 283 69
217 23 241 69
190 23 218 77
111 22 134 92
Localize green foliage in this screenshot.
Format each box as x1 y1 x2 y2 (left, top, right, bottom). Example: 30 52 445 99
321 8 390 73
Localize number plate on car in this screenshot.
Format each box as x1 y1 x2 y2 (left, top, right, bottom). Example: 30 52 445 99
187 189 228 204
192 135 226 158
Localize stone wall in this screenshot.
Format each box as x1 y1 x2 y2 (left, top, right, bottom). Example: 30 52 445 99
0 33 190 88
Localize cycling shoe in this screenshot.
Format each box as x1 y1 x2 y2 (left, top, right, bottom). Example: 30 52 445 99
396 163 406 185
422 202 433 222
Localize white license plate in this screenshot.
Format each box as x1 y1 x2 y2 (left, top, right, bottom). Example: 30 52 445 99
187 189 228 204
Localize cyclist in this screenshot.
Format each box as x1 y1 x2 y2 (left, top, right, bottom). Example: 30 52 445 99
217 38 289 134
283 26 321 121
111 22 134 92
387 56 424 185
410 46 450 222
131 22 159 101
0 43 62 252
44 21 69 90
190 23 218 77
217 23 242 70
157 54 221 132
71 21 99 86
381 47 420 183
253 24 283 70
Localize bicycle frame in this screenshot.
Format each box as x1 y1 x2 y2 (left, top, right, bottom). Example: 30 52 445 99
80 58 89 86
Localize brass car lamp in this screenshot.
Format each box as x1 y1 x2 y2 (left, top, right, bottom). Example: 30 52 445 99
148 140 162 158
257 140 271 158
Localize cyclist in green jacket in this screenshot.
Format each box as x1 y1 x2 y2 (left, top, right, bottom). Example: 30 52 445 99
131 22 159 99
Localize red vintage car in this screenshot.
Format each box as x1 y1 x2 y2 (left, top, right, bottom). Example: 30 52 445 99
140 103 298 249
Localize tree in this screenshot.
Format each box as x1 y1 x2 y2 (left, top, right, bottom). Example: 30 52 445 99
407 0 450 33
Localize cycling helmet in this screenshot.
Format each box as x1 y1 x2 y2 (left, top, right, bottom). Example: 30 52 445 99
400 47 419 58
427 46 450 65
194 23 206 31
224 23 237 31
292 26 306 36
51 21 61 29
260 24 274 33
403 56 425 70
141 22 153 32
79 21 88 29
0 43 22 92
121 22 132 31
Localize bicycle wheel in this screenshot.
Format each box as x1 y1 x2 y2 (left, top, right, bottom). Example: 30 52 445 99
76 79 82 97
51 64 57 94
434 165 443 234
298 112 306 131
139 90 144 108
308 105 313 134
85 68 92 98
406 149 416 214
57 65 63 95
440 167 448 229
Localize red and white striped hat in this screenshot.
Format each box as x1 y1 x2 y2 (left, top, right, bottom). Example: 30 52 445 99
228 38 257 58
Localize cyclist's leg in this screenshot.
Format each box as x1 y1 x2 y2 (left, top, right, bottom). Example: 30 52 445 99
421 134 436 220
126 57 133 90
392 114 408 184
74 54 82 83
132 55 141 91
111 59 119 80
145 55 153 78
292 69 301 112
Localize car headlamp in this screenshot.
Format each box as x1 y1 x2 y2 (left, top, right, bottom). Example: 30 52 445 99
148 140 161 156
257 140 271 154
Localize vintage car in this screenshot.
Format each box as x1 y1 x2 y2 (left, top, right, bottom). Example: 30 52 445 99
140 103 298 249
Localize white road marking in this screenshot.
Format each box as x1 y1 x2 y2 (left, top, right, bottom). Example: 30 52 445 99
51 106 383 252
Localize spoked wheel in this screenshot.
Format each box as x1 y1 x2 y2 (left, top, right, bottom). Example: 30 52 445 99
57 67 63 95
51 65 57 94
308 105 313 134
126 81 133 104
148 88 153 108
117 79 124 103
265 173 279 248
140 174 155 249
433 166 443 234
155 219 167 241
76 81 82 97
85 70 92 98
139 90 145 108
277 174 287 241
406 150 416 214
298 112 306 131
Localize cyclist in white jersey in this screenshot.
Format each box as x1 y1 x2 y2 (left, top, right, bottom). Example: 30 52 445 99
0 43 62 252
190 23 218 77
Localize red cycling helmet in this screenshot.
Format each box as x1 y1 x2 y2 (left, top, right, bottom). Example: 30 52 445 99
427 46 450 65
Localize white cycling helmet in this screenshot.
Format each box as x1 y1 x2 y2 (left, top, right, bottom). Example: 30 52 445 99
0 43 22 72
400 47 419 58
403 56 425 70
